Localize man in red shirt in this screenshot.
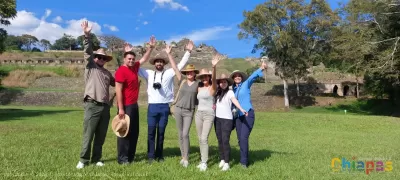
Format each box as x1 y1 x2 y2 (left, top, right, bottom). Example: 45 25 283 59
114 36 156 165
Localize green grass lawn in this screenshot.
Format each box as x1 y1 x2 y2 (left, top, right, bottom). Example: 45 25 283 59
0 105 399 179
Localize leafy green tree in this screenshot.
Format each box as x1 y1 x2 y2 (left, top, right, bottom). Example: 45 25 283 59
51 34 78 50
4 35 23 50
77 33 100 51
0 0 17 53
238 0 309 108
39 39 51 51
20 34 39 51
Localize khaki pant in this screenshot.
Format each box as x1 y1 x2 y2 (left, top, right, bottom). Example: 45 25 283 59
79 102 110 164
195 110 215 163
174 107 195 160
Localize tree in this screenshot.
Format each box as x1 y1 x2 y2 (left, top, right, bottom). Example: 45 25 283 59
39 39 51 51
0 0 17 53
76 33 100 51
4 35 23 50
51 34 78 50
238 0 310 108
98 35 125 53
20 34 39 51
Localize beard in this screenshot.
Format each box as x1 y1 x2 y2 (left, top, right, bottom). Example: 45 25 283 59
155 65 164 71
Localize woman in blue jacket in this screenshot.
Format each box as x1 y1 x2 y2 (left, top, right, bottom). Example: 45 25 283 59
229 61 267 168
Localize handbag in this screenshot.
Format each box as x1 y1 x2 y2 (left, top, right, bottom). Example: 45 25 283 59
170 79 186 117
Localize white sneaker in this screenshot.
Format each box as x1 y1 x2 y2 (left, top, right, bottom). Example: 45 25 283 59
180 159 184 165
182 160 189 168
218 160 225 168
95 162 105 167
198 162 207 171
221 163 230 171
76 161 85 169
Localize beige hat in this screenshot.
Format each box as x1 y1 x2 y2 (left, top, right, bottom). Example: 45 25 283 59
196 68 212 80
216 73 233 86
181 64 199 74
229 70 248 82
93 48 113 62
149 51 169 65
111 114 130 137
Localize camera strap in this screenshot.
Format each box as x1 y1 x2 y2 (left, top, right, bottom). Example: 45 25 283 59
153 70 165 84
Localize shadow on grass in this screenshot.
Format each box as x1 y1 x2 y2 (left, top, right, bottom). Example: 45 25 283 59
324 98 399 117
0 108 78 121
161 146 290 167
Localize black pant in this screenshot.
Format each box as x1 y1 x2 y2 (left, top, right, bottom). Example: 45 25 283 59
214 117 234 163
117 103 139 164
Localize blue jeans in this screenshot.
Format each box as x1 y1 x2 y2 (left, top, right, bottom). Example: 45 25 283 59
147 103 169 159
234 109 255 166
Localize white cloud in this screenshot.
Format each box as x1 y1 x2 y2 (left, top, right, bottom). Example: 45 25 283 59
165 26 232 43
143 21 149 25
152 0 189 12
103 24 119 32
52 16 63 23
2 10 103 42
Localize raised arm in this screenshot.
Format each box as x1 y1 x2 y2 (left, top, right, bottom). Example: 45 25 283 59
210 54 224 95
246 61 267 88
81 21 94 65
165 44 182 81
123 36 156 65
176 40 194 70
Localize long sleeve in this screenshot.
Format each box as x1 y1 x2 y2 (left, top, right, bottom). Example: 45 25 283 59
246 68 264 88
83 35 95 67
177 51 191 70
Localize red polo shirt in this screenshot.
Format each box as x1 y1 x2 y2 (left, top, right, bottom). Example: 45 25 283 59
115 62 140 105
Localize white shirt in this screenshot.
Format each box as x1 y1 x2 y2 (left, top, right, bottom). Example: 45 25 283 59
138 51 191 104
215 90 235 119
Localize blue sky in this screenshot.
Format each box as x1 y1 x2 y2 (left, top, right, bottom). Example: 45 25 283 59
5 0 346 58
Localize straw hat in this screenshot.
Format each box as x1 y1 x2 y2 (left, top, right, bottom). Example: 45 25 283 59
216 73 233 85
111 114 130 137
149 51 169 65
181 64 199 75
196 68 212 79
93 48 113 62
229 70 248 82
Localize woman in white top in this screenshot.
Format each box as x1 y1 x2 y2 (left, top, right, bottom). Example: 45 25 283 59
214 73 247 171
194 54 224 171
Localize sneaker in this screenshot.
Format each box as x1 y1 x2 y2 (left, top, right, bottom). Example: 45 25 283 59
180 159 184 165
197 162 207 171
218 160 225 168
76 161 85 169
182 160 189 168
241 164 248 169
95 161 105 167
148 158 155 164
221 163 230 171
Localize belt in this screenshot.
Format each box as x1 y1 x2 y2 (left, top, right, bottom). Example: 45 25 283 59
85 99 107 106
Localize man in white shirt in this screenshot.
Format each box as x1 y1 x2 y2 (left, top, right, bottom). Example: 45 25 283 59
138 40 194 163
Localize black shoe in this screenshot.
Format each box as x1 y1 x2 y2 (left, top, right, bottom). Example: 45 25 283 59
148 158 155 164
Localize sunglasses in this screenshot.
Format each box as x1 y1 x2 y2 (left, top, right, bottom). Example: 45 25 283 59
95 55 106 61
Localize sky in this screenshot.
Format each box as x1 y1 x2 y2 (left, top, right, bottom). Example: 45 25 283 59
2 0 346 58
